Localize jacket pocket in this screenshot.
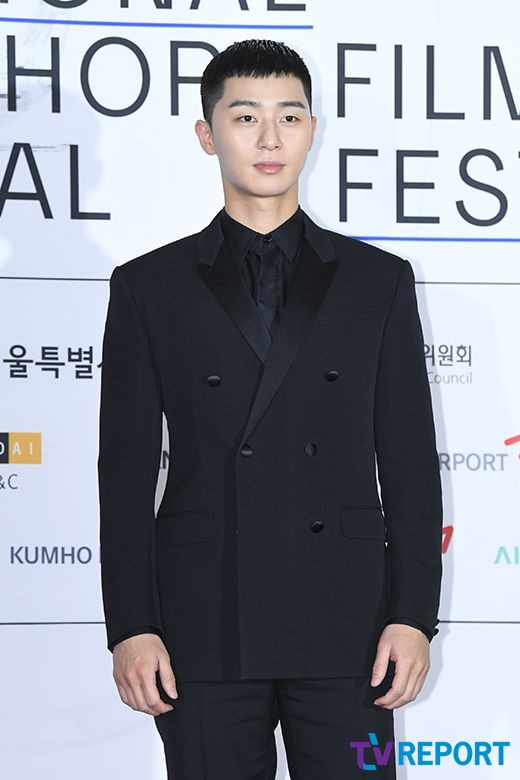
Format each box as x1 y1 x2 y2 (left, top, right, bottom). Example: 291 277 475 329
339 505 386 540
156 510 214 545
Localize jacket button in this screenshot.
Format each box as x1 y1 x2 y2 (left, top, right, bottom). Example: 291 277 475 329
304 442 318 456
207 374 221 386
324 369 340 381
310 520 324 533
240 443 253 456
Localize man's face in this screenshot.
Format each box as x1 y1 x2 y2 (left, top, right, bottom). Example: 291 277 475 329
196 74 316 201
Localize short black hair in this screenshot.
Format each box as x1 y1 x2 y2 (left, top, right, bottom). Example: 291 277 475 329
200 39 312 127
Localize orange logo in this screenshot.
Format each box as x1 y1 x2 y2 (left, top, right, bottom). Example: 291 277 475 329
0 433 42 464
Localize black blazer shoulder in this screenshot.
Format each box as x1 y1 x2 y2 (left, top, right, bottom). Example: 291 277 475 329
115 211 407 298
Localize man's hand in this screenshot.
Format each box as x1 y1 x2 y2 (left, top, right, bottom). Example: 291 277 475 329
370 624 430 709
112 633 178 716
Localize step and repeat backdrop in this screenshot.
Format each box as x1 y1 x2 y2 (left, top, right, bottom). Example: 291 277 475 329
1 1 519 778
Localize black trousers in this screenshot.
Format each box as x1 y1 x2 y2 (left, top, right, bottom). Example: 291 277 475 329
153 663 397 779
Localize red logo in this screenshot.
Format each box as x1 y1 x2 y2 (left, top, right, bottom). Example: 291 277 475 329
504 434 520 459
442 525 454 553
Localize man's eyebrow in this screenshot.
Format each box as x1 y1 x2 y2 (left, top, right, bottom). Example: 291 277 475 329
226 99 307 110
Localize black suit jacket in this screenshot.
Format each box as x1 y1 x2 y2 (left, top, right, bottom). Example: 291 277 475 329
97 207 443 681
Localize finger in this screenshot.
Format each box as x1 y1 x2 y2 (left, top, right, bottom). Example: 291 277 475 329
373 661 412 708
126 658 176 716
158 655 178 700
116 679 140 712
377 662 424 709
140 668 175 716
388 670 420 709
125 671 151 713
371 645 390 686
124 672 162 716
410 663 429 701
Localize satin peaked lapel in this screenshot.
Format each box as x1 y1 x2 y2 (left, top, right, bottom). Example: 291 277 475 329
195 208 339 444
240 236 338 444
197 211 273 364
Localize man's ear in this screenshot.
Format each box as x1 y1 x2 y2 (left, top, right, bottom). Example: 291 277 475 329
194 119 216 156
309 115 318 150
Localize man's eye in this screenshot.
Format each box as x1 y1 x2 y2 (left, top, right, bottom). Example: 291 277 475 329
239 115 255 122
283 115 299 122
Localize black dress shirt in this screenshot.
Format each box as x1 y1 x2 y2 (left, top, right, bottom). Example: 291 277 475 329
107 205 437 651
220 204 305 336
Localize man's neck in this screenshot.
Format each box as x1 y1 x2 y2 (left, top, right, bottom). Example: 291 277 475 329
223 194 299 235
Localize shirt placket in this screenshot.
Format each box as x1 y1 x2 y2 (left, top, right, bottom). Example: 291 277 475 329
252 234 282 333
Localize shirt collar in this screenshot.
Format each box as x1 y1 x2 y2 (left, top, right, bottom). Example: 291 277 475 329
219 204 305 267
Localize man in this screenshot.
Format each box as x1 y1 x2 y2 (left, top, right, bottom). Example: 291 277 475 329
98 39 443 779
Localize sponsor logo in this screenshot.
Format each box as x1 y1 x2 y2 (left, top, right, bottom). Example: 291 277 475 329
504 433 520 459
442 525 453 553
2 345 97 379
350 733 510 769
425 343 472 386
0 432 41 463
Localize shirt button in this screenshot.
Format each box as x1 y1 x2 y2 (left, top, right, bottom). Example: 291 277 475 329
263 235 273 243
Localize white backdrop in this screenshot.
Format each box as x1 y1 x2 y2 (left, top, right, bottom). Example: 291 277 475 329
1 1 519 778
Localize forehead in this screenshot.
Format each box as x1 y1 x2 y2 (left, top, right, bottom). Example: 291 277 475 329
218 74 307 107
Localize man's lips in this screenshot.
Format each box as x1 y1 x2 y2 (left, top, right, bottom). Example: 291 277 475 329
254 162 284 173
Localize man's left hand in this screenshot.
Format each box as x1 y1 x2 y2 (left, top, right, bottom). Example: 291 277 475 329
370 624 430 709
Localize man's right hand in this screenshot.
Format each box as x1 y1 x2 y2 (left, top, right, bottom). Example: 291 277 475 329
112 633 178 716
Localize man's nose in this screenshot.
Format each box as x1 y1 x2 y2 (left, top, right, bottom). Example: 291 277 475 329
257 121 282 148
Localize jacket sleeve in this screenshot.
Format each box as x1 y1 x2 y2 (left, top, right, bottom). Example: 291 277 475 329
108 625 164 653
374 258 443 640
384 615 438 642
97 264 164 653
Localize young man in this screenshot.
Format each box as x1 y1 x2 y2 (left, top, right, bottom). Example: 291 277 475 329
98 39 443 779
